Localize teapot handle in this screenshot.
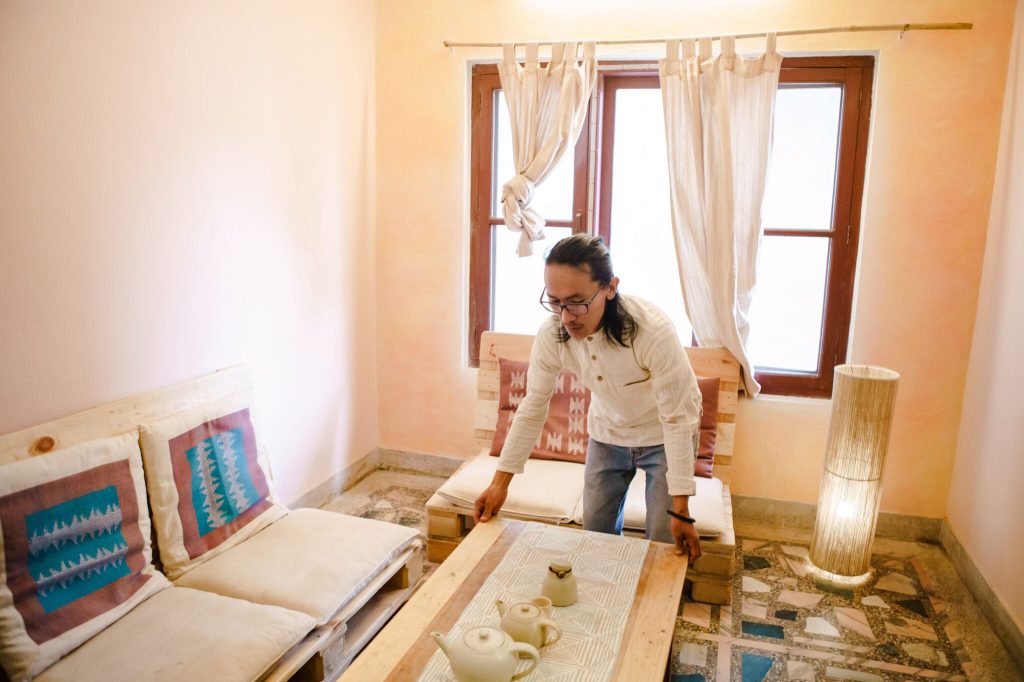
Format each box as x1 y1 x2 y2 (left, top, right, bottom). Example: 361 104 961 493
510 642 540 680
539 618 562 647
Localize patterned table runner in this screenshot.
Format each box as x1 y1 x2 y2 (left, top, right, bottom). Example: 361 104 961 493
419 523 650 682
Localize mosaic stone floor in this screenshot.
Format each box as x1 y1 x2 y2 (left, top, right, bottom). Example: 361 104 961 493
672 537 979 681
321 470 1021 681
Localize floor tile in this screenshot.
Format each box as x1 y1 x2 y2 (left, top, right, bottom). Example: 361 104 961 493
874 572 917 595
805 616 840 637
777 590 823 608
740 653 773 682
741 621 785 639
834 607 874 639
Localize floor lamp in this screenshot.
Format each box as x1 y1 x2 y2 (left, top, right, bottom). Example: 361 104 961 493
810 365 900 583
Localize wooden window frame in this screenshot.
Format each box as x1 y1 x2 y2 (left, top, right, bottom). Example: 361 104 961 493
468 57 874 398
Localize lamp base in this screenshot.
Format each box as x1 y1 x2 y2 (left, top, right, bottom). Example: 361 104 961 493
807 563 873 589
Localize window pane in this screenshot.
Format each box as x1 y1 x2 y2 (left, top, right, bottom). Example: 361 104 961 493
493 225 572 335
607 88 693 344
747 236 829 372
762 86 842 231
493 91 574 221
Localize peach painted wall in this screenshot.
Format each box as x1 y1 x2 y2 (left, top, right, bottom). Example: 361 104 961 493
376 0 1015 517
948 0 1024 632
0 1 378 504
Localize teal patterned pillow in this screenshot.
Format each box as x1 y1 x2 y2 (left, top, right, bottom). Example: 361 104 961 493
0 433 169 681
139 396 286 579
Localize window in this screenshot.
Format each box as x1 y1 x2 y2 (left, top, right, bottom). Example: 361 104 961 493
469 57 874 398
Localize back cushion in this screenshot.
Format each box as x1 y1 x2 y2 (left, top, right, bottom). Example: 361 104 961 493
695 376 720 478
489 358 591 464
139 396 286 580
0 433 170 682
489 359 721 477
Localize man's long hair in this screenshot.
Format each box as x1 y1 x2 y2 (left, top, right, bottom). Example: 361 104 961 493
546 234 637 347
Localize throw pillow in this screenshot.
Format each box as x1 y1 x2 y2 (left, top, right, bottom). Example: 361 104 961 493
138 396 286 580
0 433 170 682
489 358 591 464
695 375 720 478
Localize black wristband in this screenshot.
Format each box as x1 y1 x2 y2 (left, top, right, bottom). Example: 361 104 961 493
666 509 696 524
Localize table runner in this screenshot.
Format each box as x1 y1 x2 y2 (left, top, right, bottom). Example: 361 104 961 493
419 523 649 681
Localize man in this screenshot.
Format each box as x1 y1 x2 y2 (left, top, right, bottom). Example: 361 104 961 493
473 234 703 561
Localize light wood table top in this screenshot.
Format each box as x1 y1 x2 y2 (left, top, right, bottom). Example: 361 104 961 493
339 518 688 681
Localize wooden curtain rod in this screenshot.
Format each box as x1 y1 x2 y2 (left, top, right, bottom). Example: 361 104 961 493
442 22 972 48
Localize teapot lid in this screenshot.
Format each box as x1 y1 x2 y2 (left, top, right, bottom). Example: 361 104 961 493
507 602 541 620
549 559 573 573
462 626 507 653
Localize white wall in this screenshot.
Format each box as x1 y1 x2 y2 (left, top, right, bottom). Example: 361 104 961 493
948 0 1024 635
0 0 379 504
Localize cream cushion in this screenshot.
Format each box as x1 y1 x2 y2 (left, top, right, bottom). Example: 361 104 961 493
0 434 170 682
437 453 725 538
174 508 419 625
571 471 726 538
435 453 585 523
35 586 314 682
139 395 287 579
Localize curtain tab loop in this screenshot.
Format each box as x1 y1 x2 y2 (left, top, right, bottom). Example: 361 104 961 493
766 31 777 54
502 42 516 68
721 35 736 57
682 38 696 60
698 37 713 63
666 39 679 60
525 42 539 70
550 42 565 67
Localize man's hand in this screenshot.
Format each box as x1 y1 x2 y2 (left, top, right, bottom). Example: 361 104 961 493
671 516 702 562
473 471 514 522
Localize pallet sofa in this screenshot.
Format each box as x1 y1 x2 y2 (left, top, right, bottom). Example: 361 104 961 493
425 331 740 605
0 367 422 682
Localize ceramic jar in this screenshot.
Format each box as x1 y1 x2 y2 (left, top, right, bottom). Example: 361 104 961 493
541 559 577 607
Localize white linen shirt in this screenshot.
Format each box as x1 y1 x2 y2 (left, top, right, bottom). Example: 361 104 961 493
496 296 703 496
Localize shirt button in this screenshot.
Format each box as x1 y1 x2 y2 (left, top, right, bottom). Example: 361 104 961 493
587 336 593 341
591 355 597 361
597 375 604 381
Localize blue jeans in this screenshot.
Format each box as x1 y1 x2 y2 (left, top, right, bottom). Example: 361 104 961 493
582 439 672 543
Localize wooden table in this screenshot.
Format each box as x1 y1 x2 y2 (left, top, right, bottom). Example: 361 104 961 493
339 518 688 681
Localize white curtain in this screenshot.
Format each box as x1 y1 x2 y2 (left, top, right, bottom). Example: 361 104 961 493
499 42 597 257
660 35 781 395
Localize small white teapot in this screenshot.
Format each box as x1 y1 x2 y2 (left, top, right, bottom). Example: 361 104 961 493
431 626 539 682
541 559 578 607
495 599 562 650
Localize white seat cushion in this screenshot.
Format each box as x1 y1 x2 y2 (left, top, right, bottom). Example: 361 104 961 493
174 508 418 624
434 454 584 523
36 587 314 682
572 472 726 538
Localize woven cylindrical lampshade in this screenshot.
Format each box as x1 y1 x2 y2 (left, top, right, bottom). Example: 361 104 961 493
810 365 899 578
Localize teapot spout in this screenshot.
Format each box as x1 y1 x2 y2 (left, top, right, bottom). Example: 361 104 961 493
430 631 451 658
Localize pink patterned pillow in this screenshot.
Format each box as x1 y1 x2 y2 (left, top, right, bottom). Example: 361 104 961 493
489 358 591 464
139 397 286 579
0 434 169 681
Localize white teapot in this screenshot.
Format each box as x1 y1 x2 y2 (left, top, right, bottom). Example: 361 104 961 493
431 626 539 682
495 599 562 650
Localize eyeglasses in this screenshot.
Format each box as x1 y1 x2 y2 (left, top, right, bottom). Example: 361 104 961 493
539 286 605 315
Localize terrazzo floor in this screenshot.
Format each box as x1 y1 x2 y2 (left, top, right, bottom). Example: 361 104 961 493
321 470 1022 681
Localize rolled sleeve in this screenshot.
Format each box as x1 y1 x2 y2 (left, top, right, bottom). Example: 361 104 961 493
643 325 702 496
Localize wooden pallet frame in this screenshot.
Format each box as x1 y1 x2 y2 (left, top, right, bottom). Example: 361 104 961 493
0 366 423 682
426 331 742 605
